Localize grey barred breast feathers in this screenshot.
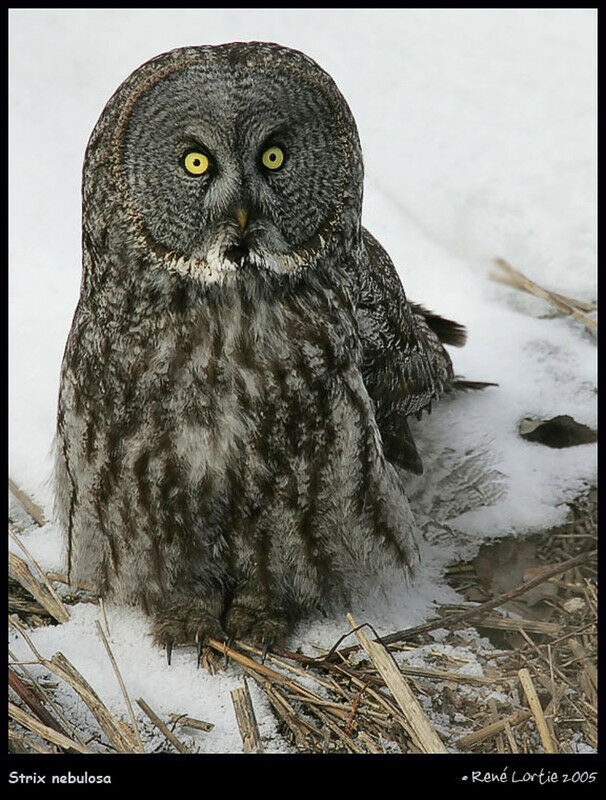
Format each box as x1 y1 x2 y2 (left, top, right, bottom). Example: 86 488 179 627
55 42 476 653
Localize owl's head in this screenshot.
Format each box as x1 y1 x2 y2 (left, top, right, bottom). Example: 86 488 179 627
85 42 364 285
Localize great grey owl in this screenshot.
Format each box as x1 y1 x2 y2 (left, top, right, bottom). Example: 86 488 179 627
55 42 483 656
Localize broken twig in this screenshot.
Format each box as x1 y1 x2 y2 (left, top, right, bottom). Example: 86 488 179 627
230 676 264 753
490 258 597 336
347 613 448 754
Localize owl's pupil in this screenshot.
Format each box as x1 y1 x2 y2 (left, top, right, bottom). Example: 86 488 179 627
193 159 200 166
269 153 276 161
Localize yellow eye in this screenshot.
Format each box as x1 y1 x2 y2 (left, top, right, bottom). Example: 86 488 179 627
261 146 284 170
183 152 209 175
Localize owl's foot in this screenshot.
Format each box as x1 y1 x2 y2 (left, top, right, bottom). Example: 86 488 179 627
224 602 291 649
151 597 226 663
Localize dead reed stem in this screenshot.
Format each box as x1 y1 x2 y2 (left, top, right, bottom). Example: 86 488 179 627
490 257 597 335
347 613 448 753
9 701 92 754
9 478 46 526
95 620 144 753
9 529 69 617
9 552 69 624
518 668 557 753
45 652 135 753
8 666 68 738
136 697 190 754
456 710 533 749
230 676 264 753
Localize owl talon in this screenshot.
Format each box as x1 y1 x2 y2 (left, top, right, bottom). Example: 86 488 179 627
261 642 270 664
196 638 204 668
224 602 290 649
166 640 173 667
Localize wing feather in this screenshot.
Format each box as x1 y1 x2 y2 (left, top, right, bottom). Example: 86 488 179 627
355 228 466 473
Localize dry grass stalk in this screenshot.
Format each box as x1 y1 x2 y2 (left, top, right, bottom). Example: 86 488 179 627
488 699 505 753
456 709 533 749
223 636 411 752
99 598 111 636
503 720 519 754
491 259 597 312
309 706 364 754
440 609 560 637
46 572 98 594
9 529 69 615
95 620 144 753
330 660 411 724
540 652 561 748
518 668 557 753
567 637 597 706
282 642 498 691
9 596 49 617
347 613 448 753
46 652 135 753
8 666 68 737
207 638 330 705
246 670 321 748
237 640 335 691
357 730 383 753
518 628 575 690
230 676 264 753
9 552 69 624
541 676 567 721
8 730 31 753
400 665 496 685
535 678 571 742
170 714 214 733
490 257 597 335
9 648 86 746
327 674 361 704
547 643 557 703
9 615 46 662
296 644 497 686
262 691 311 748
210 637 384 751
9 701 92 754
9 478 46 526
8 729 56 754
136 697 190 753
282 693 353 716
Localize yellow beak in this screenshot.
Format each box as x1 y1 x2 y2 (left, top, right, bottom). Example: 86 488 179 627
236 207 248 232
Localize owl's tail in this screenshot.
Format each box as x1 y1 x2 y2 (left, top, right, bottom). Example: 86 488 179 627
452 378 499 391
410 303 467 347
411 302 497 390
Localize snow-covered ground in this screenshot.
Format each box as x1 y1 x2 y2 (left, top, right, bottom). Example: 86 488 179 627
9 9 596 753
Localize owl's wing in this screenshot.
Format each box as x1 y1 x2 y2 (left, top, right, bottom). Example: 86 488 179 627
356 228 472 475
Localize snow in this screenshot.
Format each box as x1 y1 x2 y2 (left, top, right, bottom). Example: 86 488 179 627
9 9 596 753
